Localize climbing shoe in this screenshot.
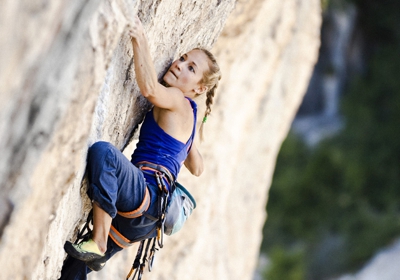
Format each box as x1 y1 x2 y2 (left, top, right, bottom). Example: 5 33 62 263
64 239 105 262
86 258 106 271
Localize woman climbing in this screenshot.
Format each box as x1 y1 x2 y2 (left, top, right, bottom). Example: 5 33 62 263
60 14 221 279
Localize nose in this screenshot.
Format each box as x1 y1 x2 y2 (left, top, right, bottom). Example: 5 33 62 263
175 60 183 71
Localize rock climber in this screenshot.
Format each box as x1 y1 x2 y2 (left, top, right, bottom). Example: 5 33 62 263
59 14 221 279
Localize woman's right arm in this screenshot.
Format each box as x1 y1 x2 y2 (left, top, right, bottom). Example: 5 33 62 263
129 16 183 109
183 142 204 177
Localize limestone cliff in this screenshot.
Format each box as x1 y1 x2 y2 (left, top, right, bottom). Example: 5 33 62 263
0 0 321 279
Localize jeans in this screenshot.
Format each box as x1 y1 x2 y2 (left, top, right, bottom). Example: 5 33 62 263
59 142 159 280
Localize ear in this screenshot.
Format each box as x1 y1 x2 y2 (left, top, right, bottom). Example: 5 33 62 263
194 85 208 96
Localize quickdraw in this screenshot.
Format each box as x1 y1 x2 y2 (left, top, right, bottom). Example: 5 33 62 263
126 237 159 280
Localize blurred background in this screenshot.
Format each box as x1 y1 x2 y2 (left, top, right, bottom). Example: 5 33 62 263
258 0 400 279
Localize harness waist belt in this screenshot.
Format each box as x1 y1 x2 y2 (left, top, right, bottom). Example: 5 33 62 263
135 161 175 191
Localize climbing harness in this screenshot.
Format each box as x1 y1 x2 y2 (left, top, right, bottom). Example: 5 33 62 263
136 161 175 192
125 161 172 280
75 161 196 280
125 162 196 279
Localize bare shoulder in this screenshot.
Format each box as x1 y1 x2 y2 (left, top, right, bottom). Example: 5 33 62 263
154 93 192 119
149 85 187 111
153 96 194 142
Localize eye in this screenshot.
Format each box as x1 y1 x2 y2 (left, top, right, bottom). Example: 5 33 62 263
179 56 185 61
189 66 195 73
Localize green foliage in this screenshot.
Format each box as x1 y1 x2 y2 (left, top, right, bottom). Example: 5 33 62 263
348 0 400 45
262 2 400 279
263 246 307 280
320 0 330 11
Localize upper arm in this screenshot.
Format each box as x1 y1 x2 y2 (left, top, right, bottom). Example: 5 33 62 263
129 28 185 110
143 83 185 110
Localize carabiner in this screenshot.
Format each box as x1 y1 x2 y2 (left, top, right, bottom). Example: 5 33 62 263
130 268 139 280
155 172 163 191
157 223 165 248
139 263 145 280
148 254 155 272
148 239 158 272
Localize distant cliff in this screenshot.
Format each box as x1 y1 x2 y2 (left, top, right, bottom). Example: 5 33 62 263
0 0 321 279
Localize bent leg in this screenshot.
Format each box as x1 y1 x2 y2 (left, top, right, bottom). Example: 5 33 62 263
86 141 147 249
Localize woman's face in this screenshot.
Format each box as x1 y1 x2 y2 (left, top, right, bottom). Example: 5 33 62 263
163 49 209 95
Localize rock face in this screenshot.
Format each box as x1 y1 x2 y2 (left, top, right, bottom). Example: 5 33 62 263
0 0 321 279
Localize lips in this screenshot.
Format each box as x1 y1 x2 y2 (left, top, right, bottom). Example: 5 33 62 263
169 70 177 79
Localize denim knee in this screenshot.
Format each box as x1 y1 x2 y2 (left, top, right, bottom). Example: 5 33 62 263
89 141 114 159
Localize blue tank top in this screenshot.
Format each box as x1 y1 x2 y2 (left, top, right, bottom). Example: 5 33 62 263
131 98 197 184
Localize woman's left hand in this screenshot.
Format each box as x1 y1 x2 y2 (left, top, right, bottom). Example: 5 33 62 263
128 15 144 40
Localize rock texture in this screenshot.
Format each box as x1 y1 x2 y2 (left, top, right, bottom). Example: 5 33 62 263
0 0 321 279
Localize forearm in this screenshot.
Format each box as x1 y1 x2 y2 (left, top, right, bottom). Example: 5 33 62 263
129 15 179 109
184 144 204 176
131 32 159 97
